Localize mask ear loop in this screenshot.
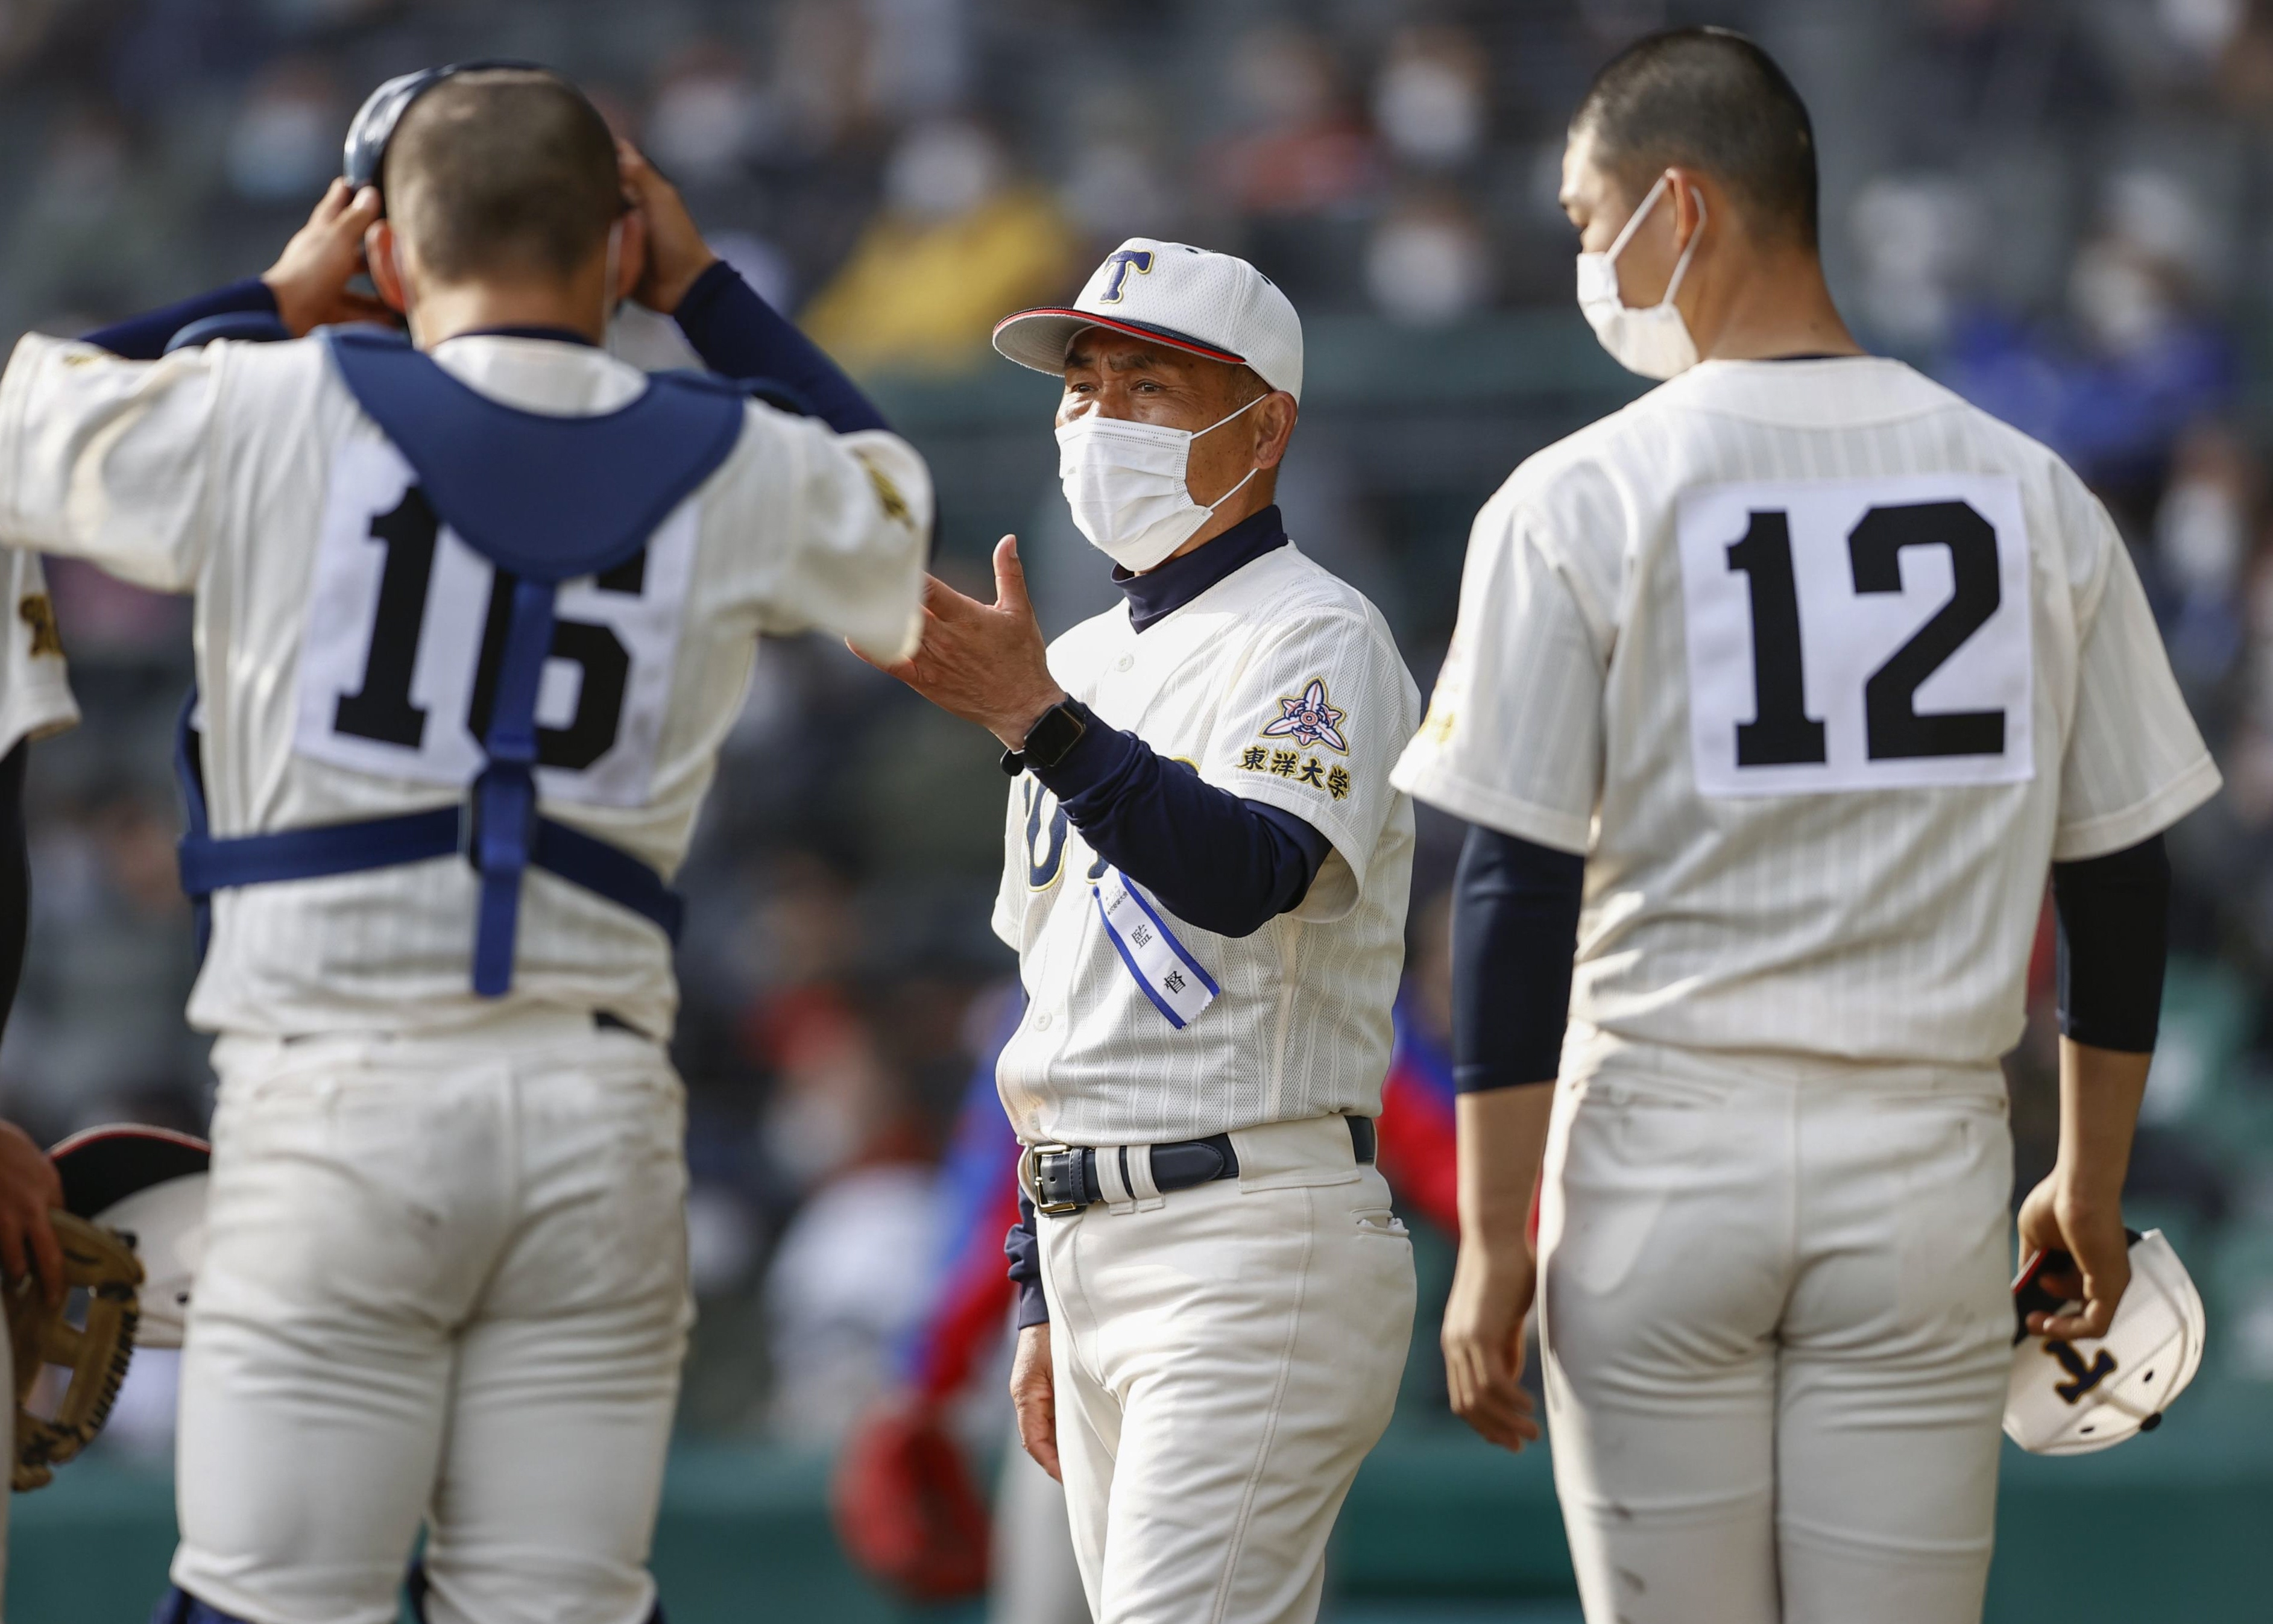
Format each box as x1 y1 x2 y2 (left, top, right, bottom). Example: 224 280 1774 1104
1657 188 1707 311
1191 391 1273 512
1603 172 1672 263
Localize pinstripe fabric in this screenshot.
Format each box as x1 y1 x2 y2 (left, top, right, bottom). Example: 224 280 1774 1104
992 543 1419 1145
1395 357 2219 1069
0 332 928 1039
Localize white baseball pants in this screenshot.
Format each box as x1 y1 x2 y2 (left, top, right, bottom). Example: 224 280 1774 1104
1037 1115 1414 1624
1536 1036 2014 1624
170 1013 692 1624
991 1426 1091 1624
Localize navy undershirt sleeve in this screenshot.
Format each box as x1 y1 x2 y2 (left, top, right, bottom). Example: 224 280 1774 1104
672 260 890 436
81 277 279 360
1452 824 1585 1094
1029 700 1331 939
1005 1197 1047 1329
2051 833 2170 1054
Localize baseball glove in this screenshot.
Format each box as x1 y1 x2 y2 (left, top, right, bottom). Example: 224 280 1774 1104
7 1210 142 1490
830 1400 992 1600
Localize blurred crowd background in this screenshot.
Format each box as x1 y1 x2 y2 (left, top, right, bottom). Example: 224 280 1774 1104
7 0 2273 1463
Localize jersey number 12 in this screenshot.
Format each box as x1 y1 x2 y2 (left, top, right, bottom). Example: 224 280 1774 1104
1678 474 2034 797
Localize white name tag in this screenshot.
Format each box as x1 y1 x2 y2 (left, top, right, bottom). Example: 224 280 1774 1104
1092 866 1218 1028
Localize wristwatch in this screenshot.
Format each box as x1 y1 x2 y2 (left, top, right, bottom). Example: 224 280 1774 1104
1000 699 1088 776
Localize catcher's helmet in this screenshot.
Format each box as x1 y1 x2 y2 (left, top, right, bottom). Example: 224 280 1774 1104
2003 1228 2205 1456
50 1125 210 1352
342 59 560 200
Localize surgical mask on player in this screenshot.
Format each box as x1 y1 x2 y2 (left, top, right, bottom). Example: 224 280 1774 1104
1055 395 1266 573
1577 172 1706 380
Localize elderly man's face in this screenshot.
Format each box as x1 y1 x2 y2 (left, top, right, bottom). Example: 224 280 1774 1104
1057 328 1273 508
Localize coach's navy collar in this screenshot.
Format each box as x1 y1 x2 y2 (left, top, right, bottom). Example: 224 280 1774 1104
1116 506 1288 633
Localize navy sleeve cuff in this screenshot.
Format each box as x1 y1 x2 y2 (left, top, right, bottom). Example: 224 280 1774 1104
2052 833 2169 1054
1030 700 1327 937
81 278 279 360
1029 699 1140 812
1452 825 1584 1092
1005 1197 1048 1327
670 259 890 436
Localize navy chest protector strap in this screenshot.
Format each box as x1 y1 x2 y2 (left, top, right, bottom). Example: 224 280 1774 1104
176 330 749 996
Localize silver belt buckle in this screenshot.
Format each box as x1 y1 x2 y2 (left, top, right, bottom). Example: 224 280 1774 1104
1020 1142 1087 1215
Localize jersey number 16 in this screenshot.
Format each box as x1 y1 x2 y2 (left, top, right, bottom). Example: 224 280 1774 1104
292 445 696 810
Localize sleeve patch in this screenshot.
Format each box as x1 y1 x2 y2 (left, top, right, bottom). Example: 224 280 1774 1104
850 448 915 529
1237 746 1352 800
1258 677 1350 754
17 593 63 658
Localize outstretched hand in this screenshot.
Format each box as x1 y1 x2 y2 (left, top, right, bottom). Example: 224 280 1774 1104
854 536 1068 751
262 179 394 336
618 140 719 315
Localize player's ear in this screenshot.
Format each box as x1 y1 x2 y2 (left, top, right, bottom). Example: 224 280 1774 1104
1667 169 1709 254
367 220 408 315
1253 392 1298 471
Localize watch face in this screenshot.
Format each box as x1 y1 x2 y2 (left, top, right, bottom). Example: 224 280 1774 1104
1026 702 1084 768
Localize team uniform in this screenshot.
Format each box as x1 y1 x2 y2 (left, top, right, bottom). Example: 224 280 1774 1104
0 328 926 1624
895 990 1455 1624
997 535 1420 1624
0 546 78 1620
1393 356 2219 1624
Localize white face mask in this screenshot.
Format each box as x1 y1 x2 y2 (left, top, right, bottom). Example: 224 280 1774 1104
1055 394 1266 572
1576 172 1706 380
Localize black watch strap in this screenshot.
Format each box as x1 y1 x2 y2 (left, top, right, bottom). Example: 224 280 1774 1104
1000 700 1088 777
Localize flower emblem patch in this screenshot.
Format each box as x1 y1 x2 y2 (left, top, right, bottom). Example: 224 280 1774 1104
1261 679 1349 754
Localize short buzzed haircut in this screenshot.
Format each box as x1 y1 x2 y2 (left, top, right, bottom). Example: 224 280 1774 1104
386 69 621 283
1571 27 1819 248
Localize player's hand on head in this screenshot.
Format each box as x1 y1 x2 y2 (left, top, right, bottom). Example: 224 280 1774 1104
2017 1174 2133 1341
617 140 718 315
1009 1322 1061 1481
0 1119 66 1307
851 536 1069 751
261 178 395 338
1441 1240 1540 1453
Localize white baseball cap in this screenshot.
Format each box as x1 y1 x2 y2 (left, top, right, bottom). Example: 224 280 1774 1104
992 238 1305 403
2003 1229 2207 1456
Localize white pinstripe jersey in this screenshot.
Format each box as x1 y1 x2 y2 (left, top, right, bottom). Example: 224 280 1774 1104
992 542 1419 1145
1393 357 2219 1070
0 332 928 1040
0 548 77 758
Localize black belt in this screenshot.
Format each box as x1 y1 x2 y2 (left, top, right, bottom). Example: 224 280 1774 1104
1029 1116 1376 1216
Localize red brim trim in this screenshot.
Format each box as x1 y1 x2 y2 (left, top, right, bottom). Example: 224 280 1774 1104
991 308 1247 368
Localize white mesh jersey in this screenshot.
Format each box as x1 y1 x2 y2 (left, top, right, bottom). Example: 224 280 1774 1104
0 547 78 757
993 542 1419 1145
0 332 928 1040
1393 357 2220 1070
